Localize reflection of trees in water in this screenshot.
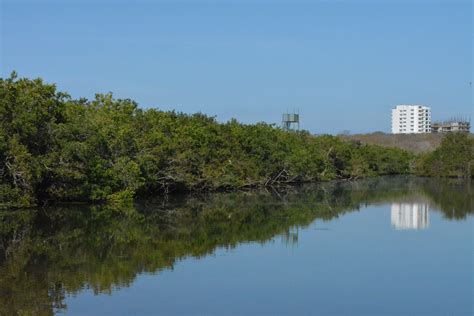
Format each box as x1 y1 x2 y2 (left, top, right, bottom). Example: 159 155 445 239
281 226 299 247
0 176 471 315
421 179 473 220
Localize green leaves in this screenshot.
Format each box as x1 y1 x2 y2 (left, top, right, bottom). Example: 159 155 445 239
0 73 421 207
415 133 474 178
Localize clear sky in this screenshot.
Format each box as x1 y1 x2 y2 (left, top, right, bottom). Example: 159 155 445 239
1 0 472 134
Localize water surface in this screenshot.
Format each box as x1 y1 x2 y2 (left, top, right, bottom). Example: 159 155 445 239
0 176 472 315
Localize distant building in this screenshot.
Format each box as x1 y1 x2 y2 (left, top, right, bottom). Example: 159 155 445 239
431 119 470 133
391 105 431 134
391 202 429 230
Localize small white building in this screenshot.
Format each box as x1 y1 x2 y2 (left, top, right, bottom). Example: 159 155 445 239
391 105 431 134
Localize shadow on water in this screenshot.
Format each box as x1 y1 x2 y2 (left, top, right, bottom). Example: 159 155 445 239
0 176 471 315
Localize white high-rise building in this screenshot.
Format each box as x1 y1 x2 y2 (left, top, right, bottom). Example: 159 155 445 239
391 105 431 134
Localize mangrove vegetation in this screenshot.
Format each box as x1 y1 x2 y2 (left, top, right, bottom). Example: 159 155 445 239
1 73 472 207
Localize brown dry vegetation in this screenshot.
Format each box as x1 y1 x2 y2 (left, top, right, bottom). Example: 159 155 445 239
338 132 468 153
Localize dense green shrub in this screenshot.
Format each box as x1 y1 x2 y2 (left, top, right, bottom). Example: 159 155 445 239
1 74 414 207
414 133 473 178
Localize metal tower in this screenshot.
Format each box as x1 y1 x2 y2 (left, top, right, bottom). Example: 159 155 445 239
282 110 300 131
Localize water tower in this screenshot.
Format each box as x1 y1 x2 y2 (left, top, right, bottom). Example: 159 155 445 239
282 111 300 131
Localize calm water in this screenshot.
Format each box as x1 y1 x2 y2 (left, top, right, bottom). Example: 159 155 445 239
0 176 472 315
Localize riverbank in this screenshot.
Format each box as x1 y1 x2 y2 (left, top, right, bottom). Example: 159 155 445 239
1 74 413 208
1 74 472 209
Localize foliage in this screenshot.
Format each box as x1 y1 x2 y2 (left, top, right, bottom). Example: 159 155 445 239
1 74 414 207
414 133 474 178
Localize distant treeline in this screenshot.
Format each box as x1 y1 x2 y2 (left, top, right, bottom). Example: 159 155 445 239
0 74 472 207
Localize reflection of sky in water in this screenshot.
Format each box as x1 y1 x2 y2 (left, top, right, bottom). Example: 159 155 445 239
64 202 472 316
391 202 429 230
2 177 470 316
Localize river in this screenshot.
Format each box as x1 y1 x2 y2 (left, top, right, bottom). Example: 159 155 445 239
0 176 472 315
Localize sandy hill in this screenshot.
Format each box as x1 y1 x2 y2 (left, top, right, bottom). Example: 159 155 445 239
338 132 469 154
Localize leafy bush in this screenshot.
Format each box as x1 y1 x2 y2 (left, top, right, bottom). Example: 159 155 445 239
415 133 473 178
1 73 415 207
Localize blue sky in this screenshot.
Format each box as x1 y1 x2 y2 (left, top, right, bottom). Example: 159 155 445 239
1 0 472 134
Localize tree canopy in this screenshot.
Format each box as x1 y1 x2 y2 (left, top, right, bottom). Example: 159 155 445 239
2 73 471 208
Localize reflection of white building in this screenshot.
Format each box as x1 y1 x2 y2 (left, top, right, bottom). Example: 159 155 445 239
391 203 429 230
